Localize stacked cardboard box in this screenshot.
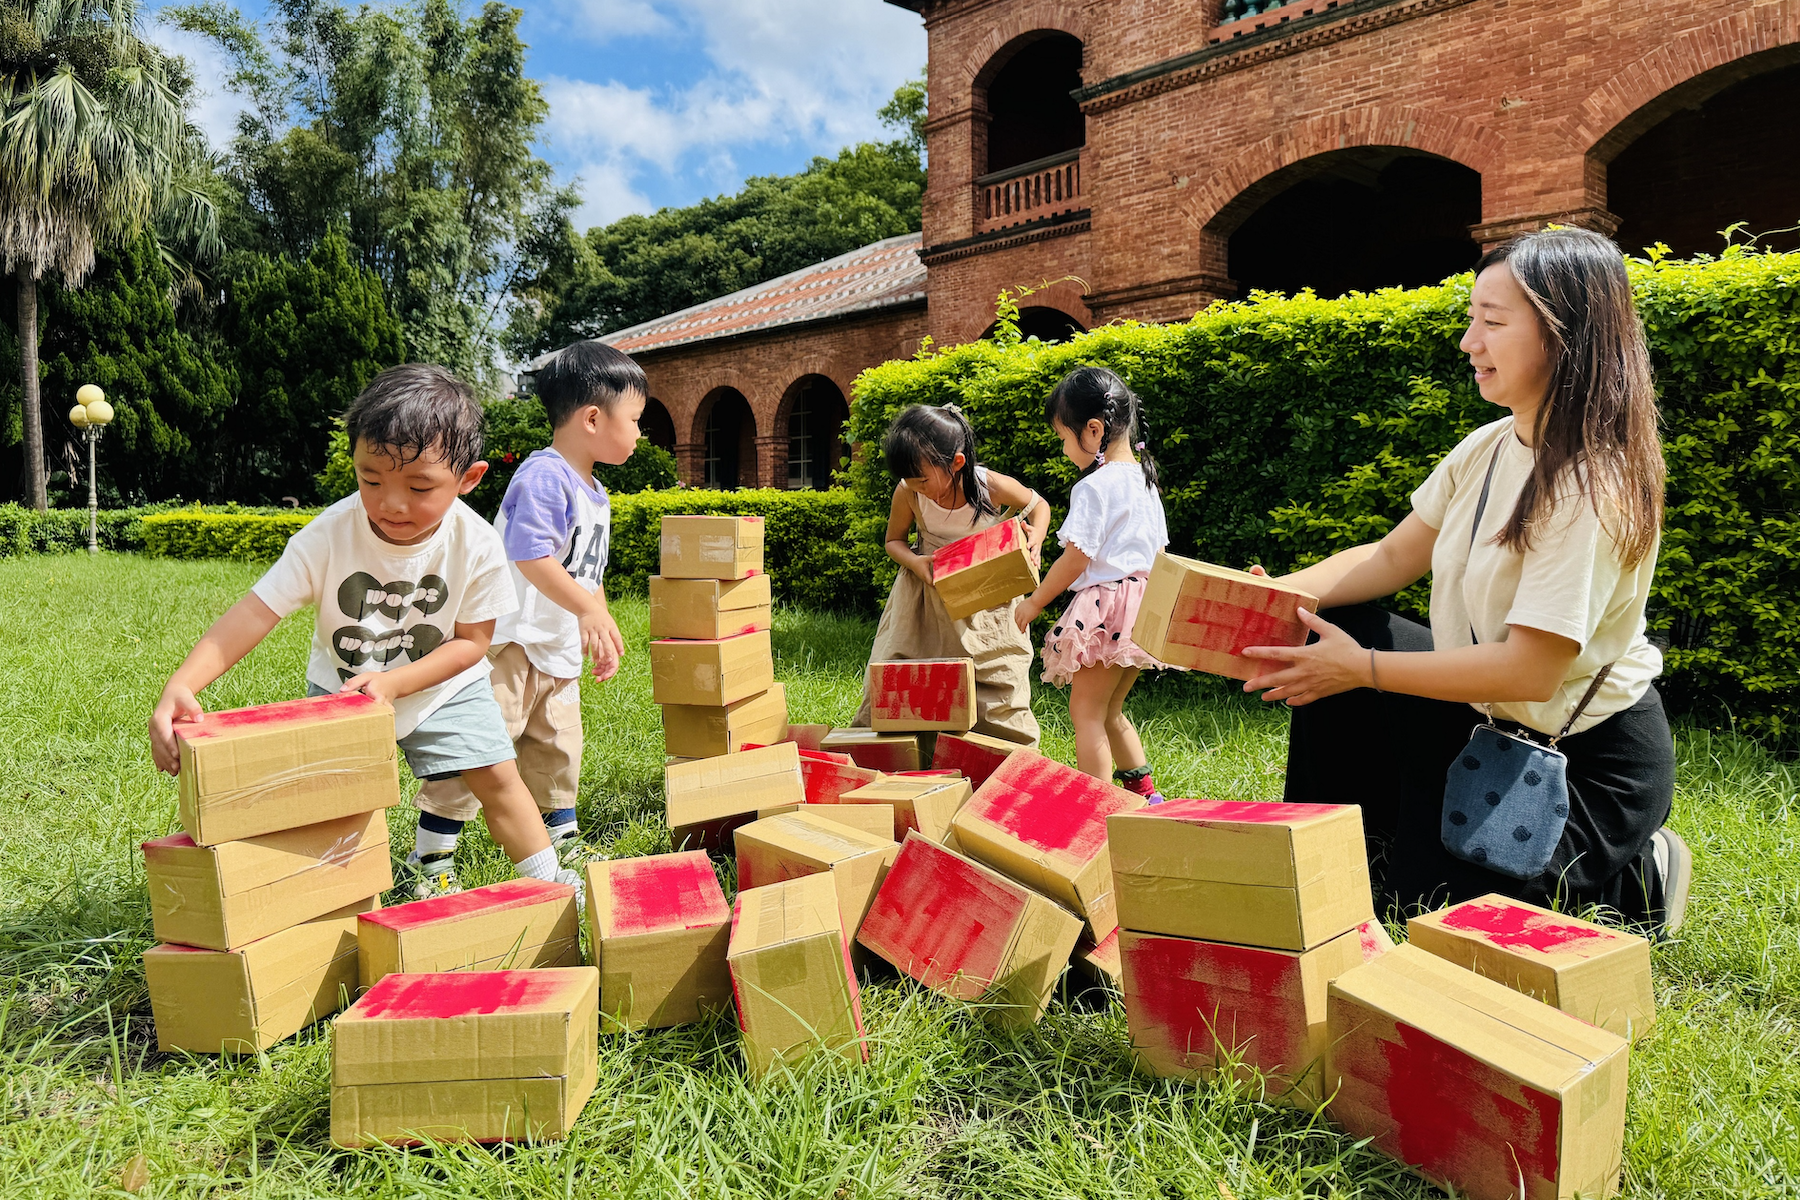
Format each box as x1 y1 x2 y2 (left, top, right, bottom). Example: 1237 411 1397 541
734 811 897 967
584 852 733 1031
358 877 581 985
1131 552 1319 681
665 742 805 850
931 517 1039 621
651 516 785 759
931 730 1029 790
143 695 400 1053
728 872 868 1074
1108 799 1388 1105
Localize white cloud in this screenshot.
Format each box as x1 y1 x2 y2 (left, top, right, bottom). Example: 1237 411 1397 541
540 0 671 41
147 15 252 151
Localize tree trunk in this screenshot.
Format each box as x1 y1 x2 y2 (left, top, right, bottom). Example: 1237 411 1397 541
16 269 46 511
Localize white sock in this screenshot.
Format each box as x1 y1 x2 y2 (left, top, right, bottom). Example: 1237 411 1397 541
514 845 560 882
414 826 460 859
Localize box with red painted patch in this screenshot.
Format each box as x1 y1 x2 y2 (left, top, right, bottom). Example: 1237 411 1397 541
659 514 764 580
755 801 897 842
649 572 772 639
1073 928 1120 988
358 878 580 986
728 872 868 1075
1409 894 1654 1041
840 776 971 843
931 730 1029 790
857 832 1083 1027
820 727 924 773
665 741 804 849
1120 919 1393 1105
173 693 399 845
1108 799 1373 951
584 852 732 1031
931 517 1039 621
1131 552 1319 681
734 812 899 949
650 630 774 707
330 967 599 1147
1326 944 1629 1200
867 658 977 732
951 751 1145 940
144 898 376 1054
143 809 391 951
779 723 834 752
796 750 881 805
662 683 788 758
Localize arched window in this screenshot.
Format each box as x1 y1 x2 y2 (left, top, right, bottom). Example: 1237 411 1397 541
783 376 849 491
983 34 1085 176
640 398 676 453
982 306 1086 344
701 388 755 489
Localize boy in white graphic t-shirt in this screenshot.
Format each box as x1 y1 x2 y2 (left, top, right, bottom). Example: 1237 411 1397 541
148 364 582 901
409 341 645 894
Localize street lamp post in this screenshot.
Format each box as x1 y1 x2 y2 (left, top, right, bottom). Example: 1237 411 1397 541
68 384 114 555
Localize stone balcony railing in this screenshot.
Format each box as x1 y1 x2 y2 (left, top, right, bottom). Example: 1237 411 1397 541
975 148 1085 235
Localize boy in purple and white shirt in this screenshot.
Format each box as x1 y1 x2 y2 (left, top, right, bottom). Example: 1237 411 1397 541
409 342 647 894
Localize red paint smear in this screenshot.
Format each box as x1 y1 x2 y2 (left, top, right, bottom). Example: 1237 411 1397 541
870 661 972 725
1083 928 1120 975
605 852 728 937
1122 933 1307 1070
1147 798 1343 826
835 740 917 774
1439 901 1622 954
898 769 962 778
799 757 880 804
1357 920 1392 960
173 692 380 741
931 520 1022 581
857 838 1026 996
1367 1021 1563 1190
790 747 854 765
361 877 572 932
142 832 197 852
931 735 1015 790
965 755 1135 859
1169 577 1307 660
354 969 579 1020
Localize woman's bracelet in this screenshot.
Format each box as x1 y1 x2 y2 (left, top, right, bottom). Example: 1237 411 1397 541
1369 647 1383 693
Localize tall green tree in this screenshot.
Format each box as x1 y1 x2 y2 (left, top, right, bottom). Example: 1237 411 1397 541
0 0 219 508
170 0 552 387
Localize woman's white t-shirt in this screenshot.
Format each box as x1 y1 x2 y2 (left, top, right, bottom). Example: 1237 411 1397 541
1411 416 1662 735
252 495 517 737
1057 460 1169 592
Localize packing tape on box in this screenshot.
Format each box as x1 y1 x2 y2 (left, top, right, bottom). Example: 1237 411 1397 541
192 752 396 813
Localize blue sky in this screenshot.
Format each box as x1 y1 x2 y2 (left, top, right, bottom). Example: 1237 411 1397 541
145 0 927 231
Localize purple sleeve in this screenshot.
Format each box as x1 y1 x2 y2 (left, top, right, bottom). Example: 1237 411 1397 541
499 463 576 562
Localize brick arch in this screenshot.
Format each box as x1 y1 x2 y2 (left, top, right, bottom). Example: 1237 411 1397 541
957 2 1086 93
1184 105 1506 237
1559 6 1800 165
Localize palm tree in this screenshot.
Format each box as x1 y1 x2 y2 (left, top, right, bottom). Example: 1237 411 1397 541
1 0 219 509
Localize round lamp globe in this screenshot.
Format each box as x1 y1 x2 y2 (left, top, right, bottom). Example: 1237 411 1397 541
76 384 105 406
69 404 90 428
85 399 115 426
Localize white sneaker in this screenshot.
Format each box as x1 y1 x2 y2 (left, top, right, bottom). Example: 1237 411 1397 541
553 867 586 909
401 852 463 901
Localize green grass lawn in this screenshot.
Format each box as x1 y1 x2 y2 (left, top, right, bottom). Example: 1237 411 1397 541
1 554 1796 1198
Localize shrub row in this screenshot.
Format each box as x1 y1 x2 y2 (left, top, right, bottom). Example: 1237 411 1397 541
140 510 319 561
0 502 301 557
851 248 1800 737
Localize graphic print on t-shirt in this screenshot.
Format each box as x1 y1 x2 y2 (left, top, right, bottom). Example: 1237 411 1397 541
561 524 608 585
331 571 454 680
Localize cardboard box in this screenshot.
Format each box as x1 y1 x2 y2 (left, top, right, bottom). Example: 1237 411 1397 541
756 802 898 842
796 750 881 805
659 514 764 579
1120 919 1394 1105
734 812 900 944
650 631 774 707
1109 799 1374 951
1131 552 1320 681
173 693 399 845
867 658 977 733
857 832 1083 1027
648 573 773 640
931 730 1029 790
331 967 599 1147
952 752 1145 940
1073 928 1121 988
143 809 392 951
1326 944 1629 1200
358 878 580 985
840 776 972 843
931 518 1039 621
584 852 731 1031
727 873 868 1074
820 727 922 773
143 898 376 1054
1408 895 1655 1041
662 683 788 759
665 743 805 850
780 723 834 752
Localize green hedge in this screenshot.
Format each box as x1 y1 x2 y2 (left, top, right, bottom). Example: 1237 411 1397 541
851 248 1800 737
140 509 319 561
0 502 303 557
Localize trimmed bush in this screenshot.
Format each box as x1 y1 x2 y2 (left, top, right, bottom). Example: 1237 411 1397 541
0 501 301 557
141 509 318 561
851 249 1800 736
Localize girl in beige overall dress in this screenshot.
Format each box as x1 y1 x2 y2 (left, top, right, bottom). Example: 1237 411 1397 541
853 405 1050 746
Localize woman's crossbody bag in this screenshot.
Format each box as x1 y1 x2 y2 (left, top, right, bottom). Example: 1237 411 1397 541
1439 440 1614 880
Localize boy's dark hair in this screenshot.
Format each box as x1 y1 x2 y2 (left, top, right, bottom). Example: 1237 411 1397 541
882 404 994 524
535 340 648 428
1044 366 1160 491
344 364 485 473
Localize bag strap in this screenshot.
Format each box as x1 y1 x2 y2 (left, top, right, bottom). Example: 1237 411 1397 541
1552 663 1614 744
1466 437 1506 646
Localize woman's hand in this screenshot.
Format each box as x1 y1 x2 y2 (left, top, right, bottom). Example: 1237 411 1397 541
1014 595 1044 633
1241 608 1371 706
909 551 935 585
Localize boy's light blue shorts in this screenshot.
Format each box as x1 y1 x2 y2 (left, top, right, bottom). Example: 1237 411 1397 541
307 676 516 781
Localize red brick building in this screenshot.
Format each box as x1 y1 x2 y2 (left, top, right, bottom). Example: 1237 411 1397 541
595 0 1800 486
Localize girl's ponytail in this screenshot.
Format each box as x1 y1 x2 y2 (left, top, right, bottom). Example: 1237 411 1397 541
1134 405 1160 492
882 403 997 522
939 404 993 521
1045 366 1160 491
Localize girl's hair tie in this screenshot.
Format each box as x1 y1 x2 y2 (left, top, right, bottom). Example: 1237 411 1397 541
1135 442 1146 451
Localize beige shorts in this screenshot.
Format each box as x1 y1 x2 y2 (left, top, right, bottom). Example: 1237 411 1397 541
415 642 582 821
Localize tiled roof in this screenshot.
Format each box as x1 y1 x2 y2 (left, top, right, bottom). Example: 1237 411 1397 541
596 232 925 356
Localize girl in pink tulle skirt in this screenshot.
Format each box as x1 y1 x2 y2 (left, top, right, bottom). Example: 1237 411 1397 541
1015 367 1180 802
